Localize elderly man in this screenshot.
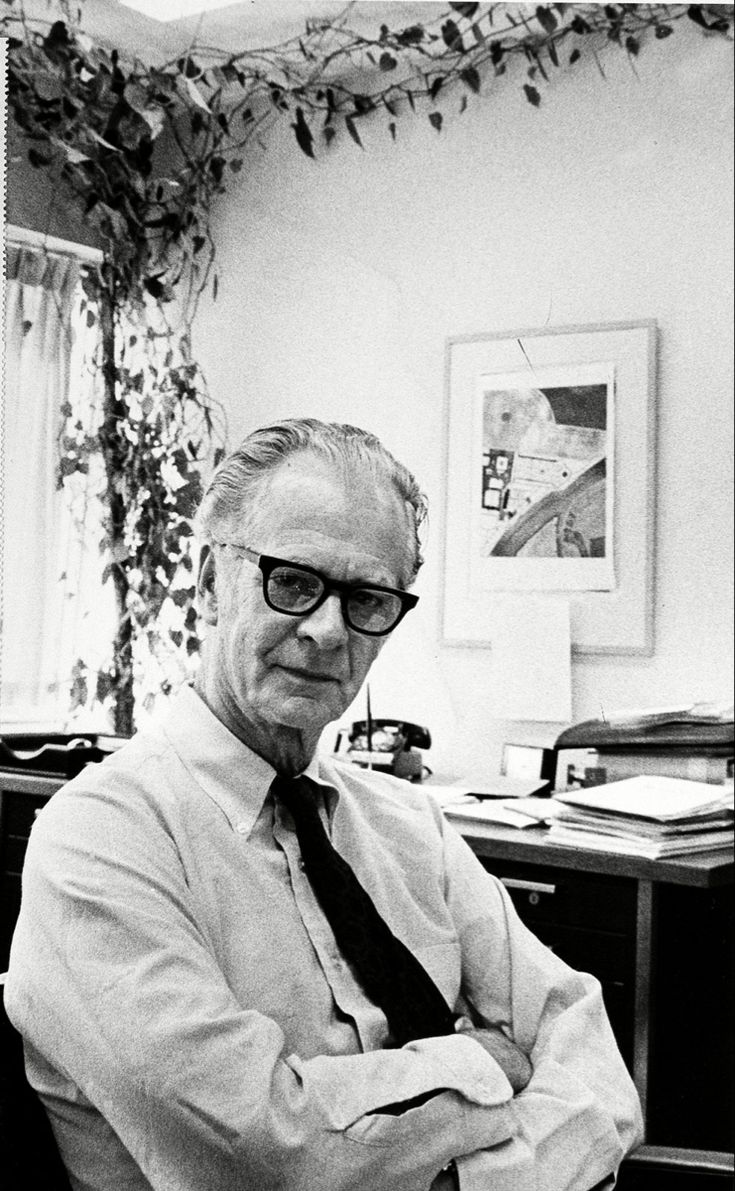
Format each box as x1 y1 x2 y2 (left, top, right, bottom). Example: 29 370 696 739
7 418 642 1191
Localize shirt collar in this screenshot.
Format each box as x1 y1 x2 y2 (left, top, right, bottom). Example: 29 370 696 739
158 686 334 835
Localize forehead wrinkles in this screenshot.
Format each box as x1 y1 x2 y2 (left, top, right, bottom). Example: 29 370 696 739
227 456 414 575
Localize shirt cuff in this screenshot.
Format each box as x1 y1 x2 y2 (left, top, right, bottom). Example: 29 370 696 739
404 1032 515 1107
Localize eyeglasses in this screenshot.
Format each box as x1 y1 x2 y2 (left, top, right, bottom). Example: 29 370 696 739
215 544 418 637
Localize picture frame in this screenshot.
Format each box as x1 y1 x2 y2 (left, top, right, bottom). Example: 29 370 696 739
441 321 657 656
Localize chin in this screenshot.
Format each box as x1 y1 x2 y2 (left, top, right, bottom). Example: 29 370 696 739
268 695 339 735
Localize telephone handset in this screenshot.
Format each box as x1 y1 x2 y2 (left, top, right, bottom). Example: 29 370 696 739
334 719 432 782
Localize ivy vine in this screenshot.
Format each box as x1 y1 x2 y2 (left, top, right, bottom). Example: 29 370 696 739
4 1 732 734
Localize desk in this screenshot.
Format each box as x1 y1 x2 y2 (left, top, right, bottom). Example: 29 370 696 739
458 818 734 1154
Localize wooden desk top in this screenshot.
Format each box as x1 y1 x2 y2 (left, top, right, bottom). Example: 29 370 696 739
458 819 734 887
3 770 733 889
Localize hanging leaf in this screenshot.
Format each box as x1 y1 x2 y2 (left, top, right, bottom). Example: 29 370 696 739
292 106 315 158
209 155 226 184
571 14 591 34
388 121 397 141
28 148 53 168
441 19 465 53
429 111 443 132
353 94 376 115
183 75 211 113
69 660 88 712
536 6 558 34
396 25 425 47
655 25 673 38
345 115 364 148
625 35 640 56
523 83 541 107
379 52 397 72
569 48 581 63
449 2 479 17
460 66 481 93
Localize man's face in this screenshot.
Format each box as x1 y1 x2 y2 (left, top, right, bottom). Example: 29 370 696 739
199 452 414 749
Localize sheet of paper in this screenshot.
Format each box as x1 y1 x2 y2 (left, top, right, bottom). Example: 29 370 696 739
556 774 734 821
444 802 541 829
484 594 572 721
427 776 550 800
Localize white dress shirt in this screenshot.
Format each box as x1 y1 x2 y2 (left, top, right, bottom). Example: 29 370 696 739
6 686 642 1190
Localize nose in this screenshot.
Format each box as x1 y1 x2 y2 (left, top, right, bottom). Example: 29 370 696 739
296 592 349 648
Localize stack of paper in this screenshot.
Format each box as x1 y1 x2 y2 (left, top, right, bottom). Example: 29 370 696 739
549 775 734 858
437 793 561 829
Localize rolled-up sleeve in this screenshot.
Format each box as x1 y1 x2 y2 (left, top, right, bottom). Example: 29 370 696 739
437 818 644 1191
7 783 516 1191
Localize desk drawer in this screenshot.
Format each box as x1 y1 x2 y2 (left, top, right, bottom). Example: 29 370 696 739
1 789 50 838
485 857 637 933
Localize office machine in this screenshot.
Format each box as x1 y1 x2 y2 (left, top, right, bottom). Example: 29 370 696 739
555 704 734 788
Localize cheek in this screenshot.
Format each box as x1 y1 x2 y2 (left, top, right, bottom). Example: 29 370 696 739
221 592 290 679
347 637 384 686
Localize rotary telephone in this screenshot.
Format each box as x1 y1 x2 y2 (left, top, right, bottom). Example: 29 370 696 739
333 718 432 782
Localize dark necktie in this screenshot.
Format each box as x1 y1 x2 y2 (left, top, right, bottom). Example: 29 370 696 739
272 773 456 1047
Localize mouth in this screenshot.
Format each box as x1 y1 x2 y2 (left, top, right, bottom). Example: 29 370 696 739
278 665 342 685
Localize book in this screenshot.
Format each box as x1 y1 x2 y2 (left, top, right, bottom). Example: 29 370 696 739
554 806 733 838
548 823 733 859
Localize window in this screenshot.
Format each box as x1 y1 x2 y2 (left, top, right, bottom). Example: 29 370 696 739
1 229 115 729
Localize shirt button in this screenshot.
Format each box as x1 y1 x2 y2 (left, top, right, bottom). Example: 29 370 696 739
235 822 248 834
298 859 307 871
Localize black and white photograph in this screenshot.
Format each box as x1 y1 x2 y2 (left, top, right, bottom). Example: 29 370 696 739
1 4 733 1191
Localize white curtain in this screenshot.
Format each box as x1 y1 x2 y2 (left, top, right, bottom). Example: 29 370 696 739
1 244 97 723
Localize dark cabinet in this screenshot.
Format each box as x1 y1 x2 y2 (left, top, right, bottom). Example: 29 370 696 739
0 775 61 971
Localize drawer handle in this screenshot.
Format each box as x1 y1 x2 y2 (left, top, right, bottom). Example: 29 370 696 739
500 878 557 896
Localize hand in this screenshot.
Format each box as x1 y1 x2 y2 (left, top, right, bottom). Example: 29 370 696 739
457 1024 532 1093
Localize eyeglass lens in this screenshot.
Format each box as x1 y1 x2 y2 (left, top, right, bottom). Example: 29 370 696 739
267 564 403 633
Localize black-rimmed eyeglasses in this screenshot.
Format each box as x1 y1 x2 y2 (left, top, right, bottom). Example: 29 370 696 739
215 544 418 637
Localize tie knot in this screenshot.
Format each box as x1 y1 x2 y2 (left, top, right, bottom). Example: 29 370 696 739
271 773 321 821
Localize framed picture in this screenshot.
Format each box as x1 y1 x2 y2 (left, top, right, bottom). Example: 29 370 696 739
442 321 657 655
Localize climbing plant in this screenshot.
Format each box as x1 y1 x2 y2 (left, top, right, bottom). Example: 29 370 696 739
3 1 732 733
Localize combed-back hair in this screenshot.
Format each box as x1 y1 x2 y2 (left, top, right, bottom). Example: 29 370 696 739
197 418 428 581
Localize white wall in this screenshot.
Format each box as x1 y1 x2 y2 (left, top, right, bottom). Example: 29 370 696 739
193 22 734 778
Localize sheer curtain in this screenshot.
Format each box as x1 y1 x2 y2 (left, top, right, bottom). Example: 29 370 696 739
1 240 110 726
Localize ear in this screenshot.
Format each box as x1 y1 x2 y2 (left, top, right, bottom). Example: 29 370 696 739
197 545 219 626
